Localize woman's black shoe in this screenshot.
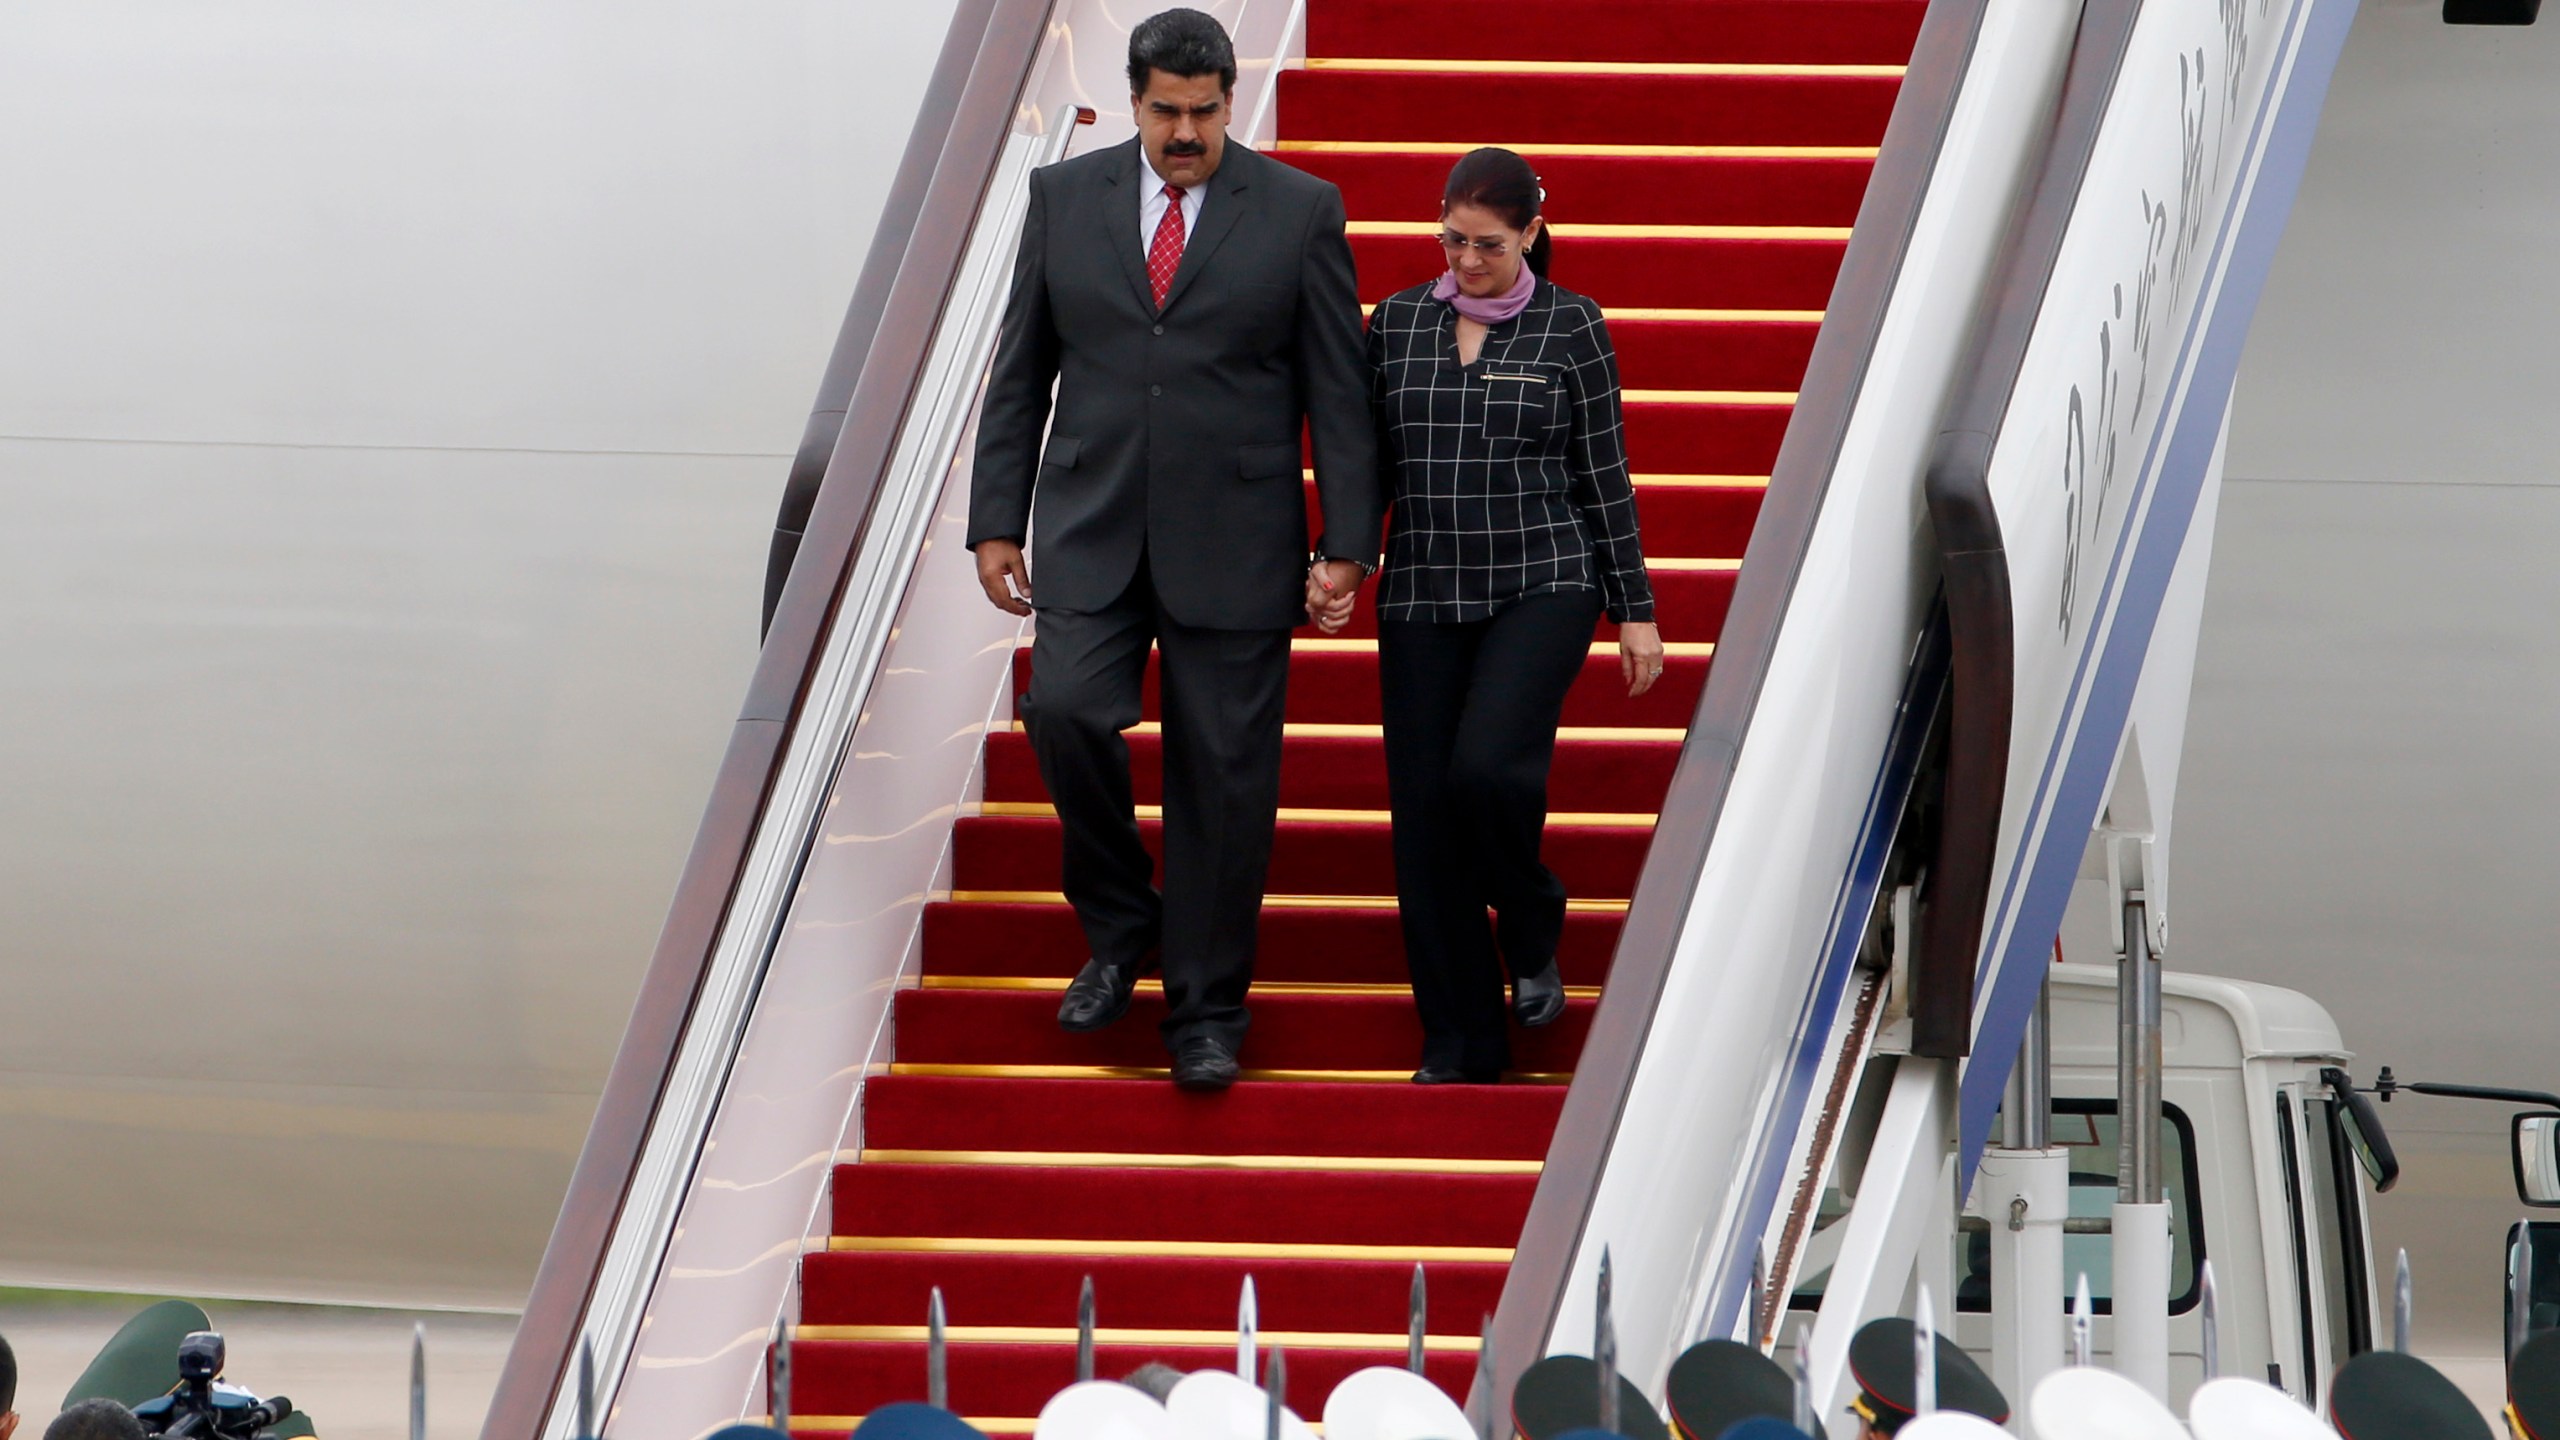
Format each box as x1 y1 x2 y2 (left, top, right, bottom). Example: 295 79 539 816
1511 961 1566 1028
1413 1065 1502 1085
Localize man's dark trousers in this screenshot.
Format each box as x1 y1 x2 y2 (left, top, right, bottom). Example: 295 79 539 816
1023 557 1289 1051
966 136 1380 1052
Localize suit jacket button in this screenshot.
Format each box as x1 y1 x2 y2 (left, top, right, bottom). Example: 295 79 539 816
1152 324 1165 336
1150 384 1163 397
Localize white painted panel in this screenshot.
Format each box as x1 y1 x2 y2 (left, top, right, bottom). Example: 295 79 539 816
2193 0 2560 1365
0 0 962 1308
1548 0 2086 1388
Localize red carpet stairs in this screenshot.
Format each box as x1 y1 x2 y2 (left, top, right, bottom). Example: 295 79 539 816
780 1 1920 1430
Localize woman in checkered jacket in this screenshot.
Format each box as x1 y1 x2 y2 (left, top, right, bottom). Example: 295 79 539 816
1308 146 1665 1085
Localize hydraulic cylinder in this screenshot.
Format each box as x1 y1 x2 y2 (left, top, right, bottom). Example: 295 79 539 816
2114 891 2170 1397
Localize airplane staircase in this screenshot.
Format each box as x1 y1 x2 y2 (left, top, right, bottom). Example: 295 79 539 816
777 2 1923 1431
476 0 2366 1426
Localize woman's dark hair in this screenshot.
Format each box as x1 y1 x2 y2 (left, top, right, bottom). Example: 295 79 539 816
1128 8 1237 95
1442 147 1551 278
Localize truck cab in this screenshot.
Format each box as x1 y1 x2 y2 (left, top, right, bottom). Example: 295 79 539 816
2021 962 2384 1410
1779 963 2392 1419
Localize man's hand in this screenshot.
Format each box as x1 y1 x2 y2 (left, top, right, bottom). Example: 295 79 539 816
1305 559 1365 634
975 540 1033 616
1618 621 1666 697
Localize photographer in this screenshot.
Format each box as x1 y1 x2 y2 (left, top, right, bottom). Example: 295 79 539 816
2 1329 17 1440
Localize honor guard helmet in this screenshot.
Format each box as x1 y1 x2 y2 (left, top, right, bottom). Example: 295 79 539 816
2186 1376 2341 1440
1896 1417 2014 1440
2327 1351 2491 1440
2511 1329 2560 1439
2024 1368 2186 1440
850 1404 989 1438
1322 1367 1472 1440
1845 1319 2008 1434
1664 1340 1792 1440
1511 1356 1671 1440
1716 1422 1819 1440
1032 1379 1175 1440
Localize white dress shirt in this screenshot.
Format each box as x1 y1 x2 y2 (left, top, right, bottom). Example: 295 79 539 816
1138 167 1205 260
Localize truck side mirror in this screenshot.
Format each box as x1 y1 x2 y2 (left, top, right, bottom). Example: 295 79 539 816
2325 1067 2402 1192
2515 1113 2560 1207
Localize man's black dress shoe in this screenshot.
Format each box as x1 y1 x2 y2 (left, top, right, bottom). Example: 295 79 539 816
1056 956 1140 1032
1170 1036 1241 1091
1511 960 1566 1028
1413 1065 1501 1085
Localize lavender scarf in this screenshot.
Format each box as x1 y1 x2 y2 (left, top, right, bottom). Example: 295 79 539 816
1432 262 1537 325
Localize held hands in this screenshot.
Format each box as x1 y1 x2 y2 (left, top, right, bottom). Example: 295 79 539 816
1618 621 1666 697
1305 559 1367 634
975 540 1033 616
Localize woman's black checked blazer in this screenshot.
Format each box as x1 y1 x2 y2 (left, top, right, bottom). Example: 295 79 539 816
1363 277 1655 625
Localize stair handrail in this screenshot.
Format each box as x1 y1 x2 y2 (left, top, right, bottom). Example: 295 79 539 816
1480 0 2004 1404
476 2 1062 1434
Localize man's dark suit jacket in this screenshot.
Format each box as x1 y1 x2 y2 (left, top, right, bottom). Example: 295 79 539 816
967 136 1382 631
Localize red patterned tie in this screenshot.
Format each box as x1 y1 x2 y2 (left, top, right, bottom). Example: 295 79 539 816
1147 184 1187 309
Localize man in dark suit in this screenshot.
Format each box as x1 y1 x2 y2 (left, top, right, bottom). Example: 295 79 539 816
965 8 1380 1091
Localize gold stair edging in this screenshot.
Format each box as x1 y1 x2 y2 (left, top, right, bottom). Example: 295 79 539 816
917 975 1600 999
883 1062 1575 1085
972 801 1656 828
941 890 1632 914
819 1234 1515 1262
1019 633 1719 655
791 1323 1480 1352
1303 56 1906 78
1349 219 1846 243
1004 721 1686 742
857 1147 1542 1175
1277 139 1880 159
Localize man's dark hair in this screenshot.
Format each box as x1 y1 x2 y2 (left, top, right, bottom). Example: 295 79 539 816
44 1401 146 1440
0 1329 15 1413
1127 8 1236 95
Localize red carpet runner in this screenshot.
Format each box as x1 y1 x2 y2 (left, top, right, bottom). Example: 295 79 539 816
782 2 1919 1429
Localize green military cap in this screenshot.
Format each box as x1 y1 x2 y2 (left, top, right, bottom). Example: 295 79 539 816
2328 1350 2491 1440
61 1300 212 1412
1511 1355 1670 1440
2513 1330 2560 1440
1664 1340 1792 1440
1844 1319 2007 1433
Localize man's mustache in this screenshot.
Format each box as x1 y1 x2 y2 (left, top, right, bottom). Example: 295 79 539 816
1164 140 1207 156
